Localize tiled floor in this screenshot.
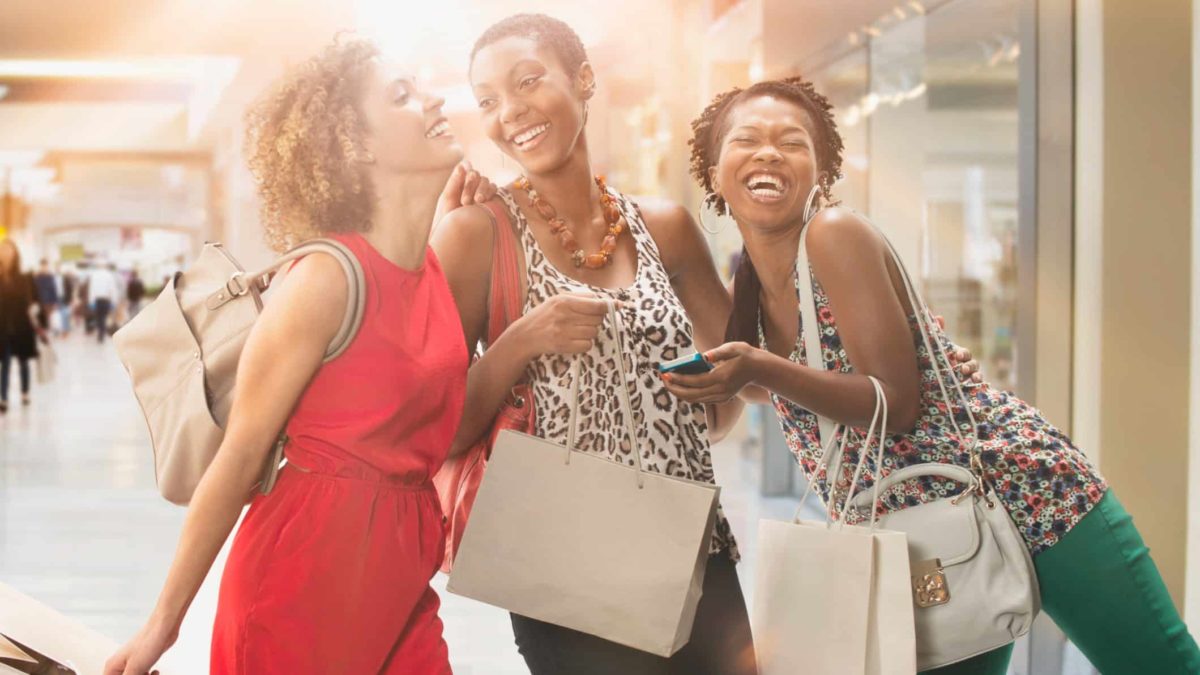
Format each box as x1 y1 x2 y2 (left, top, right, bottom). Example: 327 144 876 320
0 334 801 674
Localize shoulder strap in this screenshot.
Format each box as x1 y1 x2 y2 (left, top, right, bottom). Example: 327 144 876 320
796 222 836 445
209 238 366 363
797 212 985 477
482 200 523 346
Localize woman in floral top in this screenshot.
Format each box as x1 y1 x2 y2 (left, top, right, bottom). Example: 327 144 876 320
666 76 1200 674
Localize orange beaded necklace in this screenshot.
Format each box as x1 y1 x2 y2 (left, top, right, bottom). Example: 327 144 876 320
514 175 625 269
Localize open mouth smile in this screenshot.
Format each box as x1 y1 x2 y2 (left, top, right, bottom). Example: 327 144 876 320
425 119 451 139
743 172 788 203
509 123 550 152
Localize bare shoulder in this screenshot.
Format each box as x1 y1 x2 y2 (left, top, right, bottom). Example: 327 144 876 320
805 205 884 262
262 249 348 341
276 251 348 311
630 195 708 274
430 201 499 274
631 195 693 239
434 200 498 242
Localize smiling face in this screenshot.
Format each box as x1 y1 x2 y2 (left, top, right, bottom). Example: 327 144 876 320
360 61 463 174
709 95 822 233
470 35 593 175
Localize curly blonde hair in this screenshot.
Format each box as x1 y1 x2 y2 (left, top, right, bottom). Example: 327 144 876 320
244 38 379 252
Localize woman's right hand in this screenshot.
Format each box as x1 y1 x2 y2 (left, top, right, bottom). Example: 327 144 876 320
515 293 611 358
104 620 174 675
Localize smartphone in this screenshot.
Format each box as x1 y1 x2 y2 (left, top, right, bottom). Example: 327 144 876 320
656 352 714 375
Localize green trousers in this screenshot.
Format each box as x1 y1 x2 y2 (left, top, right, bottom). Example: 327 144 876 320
922 491 1200 675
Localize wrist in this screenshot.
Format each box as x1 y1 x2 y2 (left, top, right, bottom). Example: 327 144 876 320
744 347 769 387
505 314 542 362
148 602 185 637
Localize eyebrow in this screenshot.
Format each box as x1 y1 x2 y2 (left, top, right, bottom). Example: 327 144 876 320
387 78 414 93
473 58 546 89
731 124 808 134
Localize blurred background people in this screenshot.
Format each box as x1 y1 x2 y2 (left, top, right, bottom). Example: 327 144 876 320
125 269 145 319
33 258 59 333
87 261 120 343
0 239 41 412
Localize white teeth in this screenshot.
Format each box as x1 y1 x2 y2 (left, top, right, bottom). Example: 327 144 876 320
425 121 450 139
745 173 784 191
512 123 549 146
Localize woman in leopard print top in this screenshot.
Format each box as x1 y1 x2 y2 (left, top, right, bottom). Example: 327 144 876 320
432 13 756 675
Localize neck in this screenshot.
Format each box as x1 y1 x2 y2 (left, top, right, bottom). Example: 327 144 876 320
739 218 804 302
364 168 449 270
520 139 601 225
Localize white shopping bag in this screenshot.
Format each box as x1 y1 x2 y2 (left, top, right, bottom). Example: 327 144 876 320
0 581 120 675
36 343 57 384
448 303 719 657
753 377 916 675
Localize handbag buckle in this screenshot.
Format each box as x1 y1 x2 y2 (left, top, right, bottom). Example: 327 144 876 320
226 272 251 298
912 558 950 608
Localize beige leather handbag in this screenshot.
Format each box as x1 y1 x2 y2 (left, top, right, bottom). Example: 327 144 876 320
795 206 1040 671
114 239 365 505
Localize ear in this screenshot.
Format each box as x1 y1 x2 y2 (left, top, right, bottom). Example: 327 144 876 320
707 165 722 196
576 61 596 100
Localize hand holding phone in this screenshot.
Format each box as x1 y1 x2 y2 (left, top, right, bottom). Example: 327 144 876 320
656 352 713 375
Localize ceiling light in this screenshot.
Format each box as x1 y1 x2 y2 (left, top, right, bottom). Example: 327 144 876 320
0 59 206 80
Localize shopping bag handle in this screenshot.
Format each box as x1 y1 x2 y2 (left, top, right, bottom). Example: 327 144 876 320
794 375 888 529
563 300 646 489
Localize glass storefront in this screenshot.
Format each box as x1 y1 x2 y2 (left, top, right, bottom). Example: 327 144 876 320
807 0 1021 391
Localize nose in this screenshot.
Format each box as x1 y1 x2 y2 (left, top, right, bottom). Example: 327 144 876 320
499 97 528 125
753 144 784 163
422 91 446 112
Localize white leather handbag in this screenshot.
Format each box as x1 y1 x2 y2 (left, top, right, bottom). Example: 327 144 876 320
114 239 365 505
795 209 1040 670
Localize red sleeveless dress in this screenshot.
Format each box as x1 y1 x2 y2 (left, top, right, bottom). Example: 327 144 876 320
210 233 467 674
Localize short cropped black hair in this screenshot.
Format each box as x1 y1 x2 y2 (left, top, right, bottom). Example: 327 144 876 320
470 13 588 76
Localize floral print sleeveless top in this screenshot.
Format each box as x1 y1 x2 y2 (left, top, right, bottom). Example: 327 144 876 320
766 266 1108 556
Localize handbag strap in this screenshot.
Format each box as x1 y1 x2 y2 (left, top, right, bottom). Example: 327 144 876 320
207 238 366 362
564 301 646 488
847 462 977 512
482 200 524 345
794 211 985 486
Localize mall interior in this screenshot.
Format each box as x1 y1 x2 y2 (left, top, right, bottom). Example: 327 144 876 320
0 0 1196 673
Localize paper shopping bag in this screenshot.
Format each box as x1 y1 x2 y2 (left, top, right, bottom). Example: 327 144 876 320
0 582 118 675
447 429 719 657
753 518 874 674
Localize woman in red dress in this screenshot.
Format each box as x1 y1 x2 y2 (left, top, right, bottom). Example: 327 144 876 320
105 39 494 675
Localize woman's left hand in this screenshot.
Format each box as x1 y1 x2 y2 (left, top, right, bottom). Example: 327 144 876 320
661 342 762 404
433 161 499 227
933 316 983 383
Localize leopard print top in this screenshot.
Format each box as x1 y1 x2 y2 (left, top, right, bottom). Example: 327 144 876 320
499 187 738 561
